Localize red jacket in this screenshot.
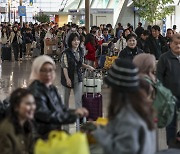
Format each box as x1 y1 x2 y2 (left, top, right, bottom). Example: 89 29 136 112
85 42 96 61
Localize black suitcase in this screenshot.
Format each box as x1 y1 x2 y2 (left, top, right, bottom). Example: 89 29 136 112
1 46 12 61
157 149 180 154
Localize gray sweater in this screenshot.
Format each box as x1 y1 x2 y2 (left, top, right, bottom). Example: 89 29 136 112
93 104 156 154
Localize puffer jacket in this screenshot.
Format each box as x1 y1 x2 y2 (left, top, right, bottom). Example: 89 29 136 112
28 80 77 138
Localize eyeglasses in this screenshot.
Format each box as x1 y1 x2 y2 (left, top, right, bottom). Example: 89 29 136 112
40 69 55 74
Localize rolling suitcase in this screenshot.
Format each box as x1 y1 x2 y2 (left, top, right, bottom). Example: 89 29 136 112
1 46 11 61
83 70 102 93
82 70 103 121
32 48 41 58
157 149 180 154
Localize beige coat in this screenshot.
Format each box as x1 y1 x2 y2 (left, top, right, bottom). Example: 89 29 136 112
115 37 127 52
9 31 22 44
44 31 57 55
1 34 9 44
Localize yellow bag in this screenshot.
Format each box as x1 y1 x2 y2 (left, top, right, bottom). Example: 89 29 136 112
96 117 108 126
34 131 90 154
81 118 108 145
104 56 118 69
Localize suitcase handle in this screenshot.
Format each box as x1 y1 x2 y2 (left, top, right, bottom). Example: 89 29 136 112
85 69 96 97
84 85 97 88
76 117 87 131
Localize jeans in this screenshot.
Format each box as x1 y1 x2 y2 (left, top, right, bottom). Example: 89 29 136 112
62 82 82 109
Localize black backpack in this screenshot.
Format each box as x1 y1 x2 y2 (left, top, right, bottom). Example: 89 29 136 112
0 98 10 121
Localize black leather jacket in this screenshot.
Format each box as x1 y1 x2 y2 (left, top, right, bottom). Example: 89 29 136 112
28 80 77 137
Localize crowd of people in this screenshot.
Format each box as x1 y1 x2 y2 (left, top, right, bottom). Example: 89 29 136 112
0 21 177 62
0 21 180 154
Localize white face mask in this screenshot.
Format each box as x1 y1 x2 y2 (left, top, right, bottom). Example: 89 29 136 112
72 28 76 31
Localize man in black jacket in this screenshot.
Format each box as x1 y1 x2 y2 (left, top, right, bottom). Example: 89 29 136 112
135 22 144 38
157 33 180 146
137 30 150 51
144 25 168 60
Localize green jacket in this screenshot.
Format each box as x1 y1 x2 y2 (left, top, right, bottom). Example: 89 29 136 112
0 118 34 154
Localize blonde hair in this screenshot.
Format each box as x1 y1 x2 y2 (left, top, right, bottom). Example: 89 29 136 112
133 53 156 76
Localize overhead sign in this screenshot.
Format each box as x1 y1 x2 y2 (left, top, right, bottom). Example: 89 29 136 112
0 7 6 13
162 18 166 37
30 0 33 6
18 6 26 16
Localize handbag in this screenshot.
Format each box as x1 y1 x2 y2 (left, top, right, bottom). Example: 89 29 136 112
31 41 37 49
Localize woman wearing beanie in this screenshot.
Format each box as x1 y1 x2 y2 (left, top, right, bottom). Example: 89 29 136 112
93 59 156 154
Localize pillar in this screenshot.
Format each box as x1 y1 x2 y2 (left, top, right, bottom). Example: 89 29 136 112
85 0 90 33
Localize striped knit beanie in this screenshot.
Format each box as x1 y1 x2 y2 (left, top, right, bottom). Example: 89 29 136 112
104 59 139 92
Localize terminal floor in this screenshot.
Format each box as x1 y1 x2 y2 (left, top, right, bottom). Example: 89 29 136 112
0 60 171 151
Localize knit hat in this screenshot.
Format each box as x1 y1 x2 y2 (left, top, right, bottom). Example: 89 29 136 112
104 59 139 92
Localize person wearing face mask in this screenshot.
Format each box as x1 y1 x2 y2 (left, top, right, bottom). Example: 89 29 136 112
61 33 94 110
144 25 168 60
118 34 143 60
0 88 36 154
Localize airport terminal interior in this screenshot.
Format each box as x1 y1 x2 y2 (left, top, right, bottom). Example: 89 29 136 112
1 0 180 154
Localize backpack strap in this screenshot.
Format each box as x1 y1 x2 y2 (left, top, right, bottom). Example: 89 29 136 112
143 76 154 86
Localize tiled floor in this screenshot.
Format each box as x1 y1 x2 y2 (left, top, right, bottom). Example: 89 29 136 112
0 59 169 151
